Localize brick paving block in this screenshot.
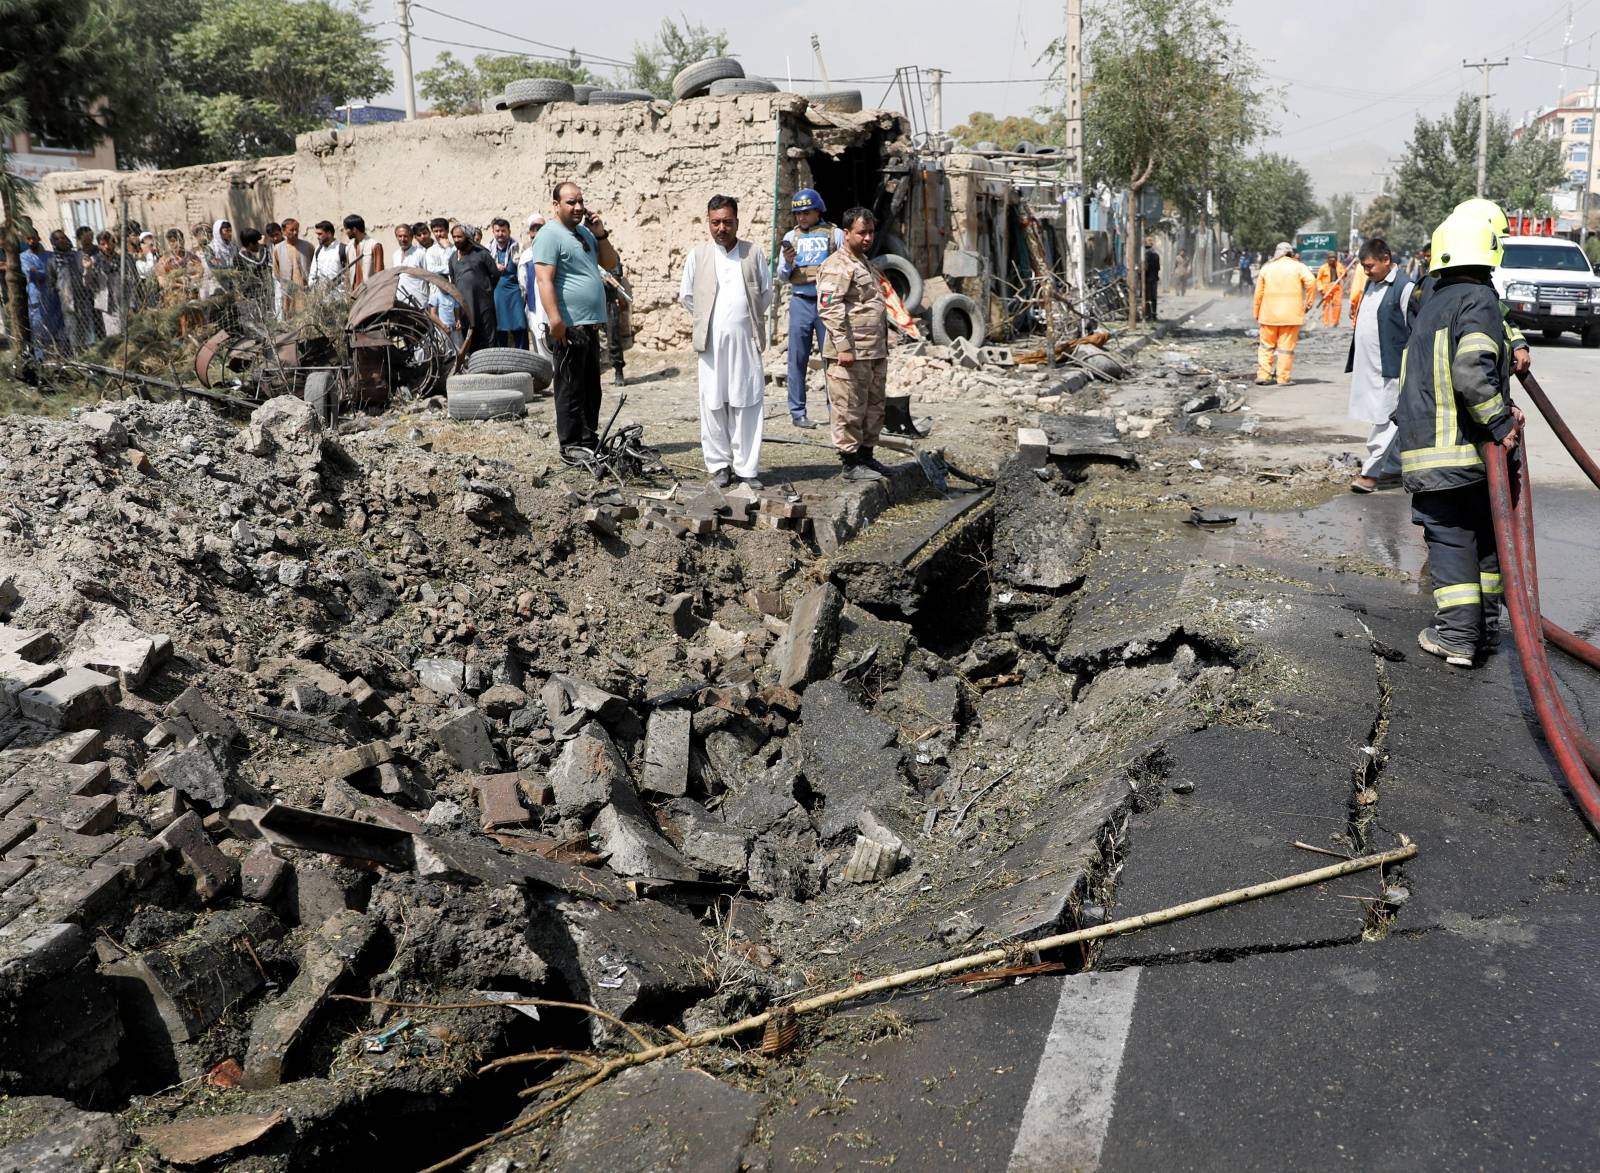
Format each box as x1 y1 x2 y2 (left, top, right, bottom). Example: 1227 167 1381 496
0 785 30 817
154 811 237 902
11 759 111 798
328 740 393 779
77 634 173 688
0 857 34 889
0 659 62 714
41 727 107 763
38 860 126 924
240 842 289 902
518 775 555 807
345 676 384 715
471 772 530 830
60 794 117 836
0 627 60 663
0 816 36 855
165 685 240 745
18 667 119 730
99 836 165 888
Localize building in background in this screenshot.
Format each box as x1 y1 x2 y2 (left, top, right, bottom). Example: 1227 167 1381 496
1516 84 1599 234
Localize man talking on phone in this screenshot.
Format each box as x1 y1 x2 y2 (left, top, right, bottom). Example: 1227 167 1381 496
533 181 620 460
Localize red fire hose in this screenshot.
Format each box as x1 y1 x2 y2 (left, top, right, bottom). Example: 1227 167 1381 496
1481 372 1600 832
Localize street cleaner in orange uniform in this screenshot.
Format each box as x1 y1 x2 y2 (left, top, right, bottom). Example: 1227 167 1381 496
1253 242 1317 385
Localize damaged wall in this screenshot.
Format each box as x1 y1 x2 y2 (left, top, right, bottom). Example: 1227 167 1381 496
37 96 910 350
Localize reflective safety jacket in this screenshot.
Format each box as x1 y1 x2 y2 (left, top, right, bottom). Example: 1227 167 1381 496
1396 273 1517 492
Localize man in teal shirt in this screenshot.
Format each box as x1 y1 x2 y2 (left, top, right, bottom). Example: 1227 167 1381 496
534 181 619 456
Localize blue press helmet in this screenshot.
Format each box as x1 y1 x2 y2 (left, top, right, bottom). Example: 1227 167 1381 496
791 188 825 214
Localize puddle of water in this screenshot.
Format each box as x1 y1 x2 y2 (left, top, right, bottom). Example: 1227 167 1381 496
1225 488 1599 638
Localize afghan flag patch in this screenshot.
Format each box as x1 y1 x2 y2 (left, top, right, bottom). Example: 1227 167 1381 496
819 291 836 307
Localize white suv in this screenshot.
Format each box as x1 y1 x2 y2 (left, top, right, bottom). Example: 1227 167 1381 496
1495 235 1600 346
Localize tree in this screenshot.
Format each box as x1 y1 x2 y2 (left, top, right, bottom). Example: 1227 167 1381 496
621 18 728 100
1393 94 1564 236
1215 153 1319 256
1 0 110 373
104 0 390 167
1317 193 1355 237
419 51 600 115
949 111 1065 150
1357 193 1412 247
1047 0 1266 323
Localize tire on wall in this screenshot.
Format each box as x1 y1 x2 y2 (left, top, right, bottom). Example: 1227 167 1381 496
587 90 657 105
806 89 863 114
504 78 575 106
708 78 778 96
672 57 745 99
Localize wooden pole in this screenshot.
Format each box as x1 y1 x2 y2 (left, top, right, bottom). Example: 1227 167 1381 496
418 841 1417 1173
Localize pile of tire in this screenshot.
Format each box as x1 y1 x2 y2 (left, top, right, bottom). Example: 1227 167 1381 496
465 347 553 394
502 78 575 123
671 57 745 99
446 372 532 420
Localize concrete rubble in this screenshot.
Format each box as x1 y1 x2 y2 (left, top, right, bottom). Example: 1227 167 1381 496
0 295 1383 1169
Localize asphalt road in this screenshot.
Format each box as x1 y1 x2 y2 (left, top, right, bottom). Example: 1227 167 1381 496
744 289 1600 1173
1195 293 1600 491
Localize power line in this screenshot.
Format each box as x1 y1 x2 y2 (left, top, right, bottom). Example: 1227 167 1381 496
1278 63 1462 138
409 2 633 68
409 33 616 69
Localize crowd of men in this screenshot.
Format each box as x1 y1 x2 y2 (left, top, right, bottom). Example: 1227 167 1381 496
5 181 896 488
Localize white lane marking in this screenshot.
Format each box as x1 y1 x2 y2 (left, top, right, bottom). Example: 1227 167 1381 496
1007 968 1141 1173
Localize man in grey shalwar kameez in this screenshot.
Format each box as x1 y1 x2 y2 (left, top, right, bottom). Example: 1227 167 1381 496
1346 238 1414 493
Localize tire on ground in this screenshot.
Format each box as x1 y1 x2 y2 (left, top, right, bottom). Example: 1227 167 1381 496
672 57 745 100
806 88 864 113
446 373 532 420
303 370 338 426
467 347 553 388
871 254 924 315
1074 342 1128 378
929 293 986 348
708 77 778 96
587 90 656 105
1584 324 1600 348
504 78 575 106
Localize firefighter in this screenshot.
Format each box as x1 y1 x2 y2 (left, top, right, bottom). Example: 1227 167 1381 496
1253 242 1317 385
1408 198 1531 376
1316 251 1345 328
1397 214 1525 667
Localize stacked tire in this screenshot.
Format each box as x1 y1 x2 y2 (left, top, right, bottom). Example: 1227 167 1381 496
929 294 985 348
466 347 553 395
671 57 744 99
871 254 924 315
708 77 778 96
446 373 531 420
504 78 575 123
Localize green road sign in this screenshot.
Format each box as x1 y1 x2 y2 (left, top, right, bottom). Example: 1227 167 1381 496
1296 232 1337 251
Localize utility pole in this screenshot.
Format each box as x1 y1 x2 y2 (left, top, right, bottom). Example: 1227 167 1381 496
810 35 830 85
926 68 945 139
396 0 417 120
1464 58 1508 197
1065 0 1088 324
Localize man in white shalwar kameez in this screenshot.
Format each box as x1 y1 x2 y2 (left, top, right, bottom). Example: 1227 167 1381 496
679 195 773 489
1345 238 1413 493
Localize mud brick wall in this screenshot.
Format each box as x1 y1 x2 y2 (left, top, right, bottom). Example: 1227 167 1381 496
36 94 894 350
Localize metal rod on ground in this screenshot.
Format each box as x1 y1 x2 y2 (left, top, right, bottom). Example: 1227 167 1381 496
417 842 1418 1173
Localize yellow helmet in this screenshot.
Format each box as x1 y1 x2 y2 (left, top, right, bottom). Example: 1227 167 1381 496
1429 213 1503 272
1451 197 1510 238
